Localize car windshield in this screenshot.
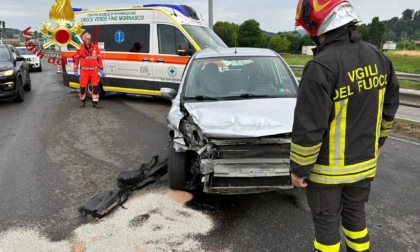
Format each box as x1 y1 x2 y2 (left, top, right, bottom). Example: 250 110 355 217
182 25 227 49
183 56 298 100
17 48 33 55
0 47 11 62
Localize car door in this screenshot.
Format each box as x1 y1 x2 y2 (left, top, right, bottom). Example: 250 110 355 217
10 46 27 84
153 24 191 92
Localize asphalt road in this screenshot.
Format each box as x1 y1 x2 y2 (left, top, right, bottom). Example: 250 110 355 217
0 62 419 251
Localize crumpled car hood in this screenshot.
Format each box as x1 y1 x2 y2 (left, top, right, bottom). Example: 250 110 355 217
179 98 296 138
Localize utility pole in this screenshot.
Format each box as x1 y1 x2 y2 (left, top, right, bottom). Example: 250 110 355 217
209 0 213 29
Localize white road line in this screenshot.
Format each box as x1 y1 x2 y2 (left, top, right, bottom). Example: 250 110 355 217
396 116 420 123
389 136 420 146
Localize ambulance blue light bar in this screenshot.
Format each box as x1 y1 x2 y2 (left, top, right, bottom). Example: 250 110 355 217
143 4 190 17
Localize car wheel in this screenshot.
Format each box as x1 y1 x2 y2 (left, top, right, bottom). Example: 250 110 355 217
38 64 42 72
168 141 190 190
14 77 25 103
24 72 32 91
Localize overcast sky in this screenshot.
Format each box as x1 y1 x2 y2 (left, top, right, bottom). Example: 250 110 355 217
2 0 419 33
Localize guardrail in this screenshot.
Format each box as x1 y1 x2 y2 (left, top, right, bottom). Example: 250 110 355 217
291 65 420 82
290 65 420 108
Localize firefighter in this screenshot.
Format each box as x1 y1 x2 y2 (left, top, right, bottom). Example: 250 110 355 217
291 1 399 251
73 32 105 108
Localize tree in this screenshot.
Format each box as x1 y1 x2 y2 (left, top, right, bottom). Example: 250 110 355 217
269 35 291 53
237 19 263 47
368 17 385 48
213 21 239 47
402 9 414 20
357 25 369 41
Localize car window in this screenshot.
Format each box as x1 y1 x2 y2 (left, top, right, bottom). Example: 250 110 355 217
183 56 297 99
10 46 19 59
0 47 11 62
17 48 33 55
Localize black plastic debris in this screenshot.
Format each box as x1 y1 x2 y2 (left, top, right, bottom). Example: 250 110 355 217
78 155 168 219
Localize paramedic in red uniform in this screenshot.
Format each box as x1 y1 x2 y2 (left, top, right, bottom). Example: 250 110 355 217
73 32 105 108
291 0 399 251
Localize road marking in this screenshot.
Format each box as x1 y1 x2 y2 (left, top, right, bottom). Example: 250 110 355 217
396 116 420 123
389 136 420 146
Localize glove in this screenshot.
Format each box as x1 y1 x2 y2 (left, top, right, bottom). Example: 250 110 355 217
74 71 79 77
99 70 105 78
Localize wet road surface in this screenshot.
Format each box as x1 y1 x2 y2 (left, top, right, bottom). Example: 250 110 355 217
0 62 419 251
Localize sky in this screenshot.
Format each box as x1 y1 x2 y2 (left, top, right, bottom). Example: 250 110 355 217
1 0 419 33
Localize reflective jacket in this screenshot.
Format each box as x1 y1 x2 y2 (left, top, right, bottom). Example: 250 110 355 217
290 27 399 185
73 43 103 72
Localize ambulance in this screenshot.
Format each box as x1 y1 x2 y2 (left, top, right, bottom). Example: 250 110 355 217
61 4 227 98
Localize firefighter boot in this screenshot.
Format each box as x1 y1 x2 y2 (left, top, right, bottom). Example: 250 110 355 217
92 101 101 109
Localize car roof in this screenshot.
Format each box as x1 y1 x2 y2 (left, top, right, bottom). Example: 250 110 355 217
194 48 279 59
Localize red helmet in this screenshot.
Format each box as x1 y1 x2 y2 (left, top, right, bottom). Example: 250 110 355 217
295 0 361 37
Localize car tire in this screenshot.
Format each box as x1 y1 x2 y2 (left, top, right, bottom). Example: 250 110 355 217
168 142 189 190
38 64 42 72
24 72 32 91
14 77 24 103
87 82 106 100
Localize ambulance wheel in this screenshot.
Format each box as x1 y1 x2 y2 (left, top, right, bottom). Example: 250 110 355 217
168 142 190 190
87 82 106 100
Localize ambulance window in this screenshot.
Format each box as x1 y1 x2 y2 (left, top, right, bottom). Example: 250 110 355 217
69 24 150 53
158 24 189 55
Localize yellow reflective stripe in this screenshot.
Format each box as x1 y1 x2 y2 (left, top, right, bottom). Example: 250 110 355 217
291 142 322 156
376 89 385 152
329 100 347 166
380 129 391 137
314 240 340 252
290 152 318 166
309 169 376 184
329 101 339 166
312 158 377 175
102 86 160 96
381 119 393 129
339 99 348 166
343 227 368 240
346 239 370 251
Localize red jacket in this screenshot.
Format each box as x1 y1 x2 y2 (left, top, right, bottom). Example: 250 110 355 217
73 43 103 72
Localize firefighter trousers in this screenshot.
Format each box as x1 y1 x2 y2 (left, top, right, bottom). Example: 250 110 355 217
306 180 371 252
79 69 100 102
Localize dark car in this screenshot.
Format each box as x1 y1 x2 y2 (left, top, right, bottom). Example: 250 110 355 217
0 44 31 102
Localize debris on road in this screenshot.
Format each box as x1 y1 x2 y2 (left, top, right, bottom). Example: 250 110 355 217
78 155 168 219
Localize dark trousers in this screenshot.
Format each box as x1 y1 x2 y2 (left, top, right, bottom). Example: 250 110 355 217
306 180 371 252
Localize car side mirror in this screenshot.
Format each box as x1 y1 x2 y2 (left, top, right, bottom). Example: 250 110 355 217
160 88 177 100
177 43 196 56
16 56 25 62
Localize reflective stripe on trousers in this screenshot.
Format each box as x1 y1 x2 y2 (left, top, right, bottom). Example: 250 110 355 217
307 180 371 252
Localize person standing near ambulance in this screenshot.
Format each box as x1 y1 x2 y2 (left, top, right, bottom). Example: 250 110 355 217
291 0 399 251
73 32 105 108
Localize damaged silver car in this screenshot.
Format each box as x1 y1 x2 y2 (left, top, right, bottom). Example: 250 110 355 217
161 48 298 194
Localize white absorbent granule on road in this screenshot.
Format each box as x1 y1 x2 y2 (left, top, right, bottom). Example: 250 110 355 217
73 192 213 251
0 228 72 252
0 192 213 252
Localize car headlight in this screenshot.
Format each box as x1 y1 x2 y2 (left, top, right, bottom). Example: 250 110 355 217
180 119 205 147
0 70 13 77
